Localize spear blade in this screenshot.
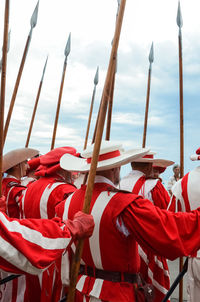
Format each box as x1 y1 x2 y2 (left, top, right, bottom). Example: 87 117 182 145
148 42 154 64
30 1 39 29
94 66 99 85
64 33 71 57
41 55 48 81
176 1 183 28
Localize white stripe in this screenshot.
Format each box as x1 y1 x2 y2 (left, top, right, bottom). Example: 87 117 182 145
154 256 170 277
89 191 116 269
16 275 26 302
147 268 168 295
62 194 73 220
20 188 27 218
40 182 65 218
0 212 70 250
89 278 104 298
76 275 87 292
6 186 15 214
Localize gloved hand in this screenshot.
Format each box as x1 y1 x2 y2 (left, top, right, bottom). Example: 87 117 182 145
64 211 94 240
0 195 6 213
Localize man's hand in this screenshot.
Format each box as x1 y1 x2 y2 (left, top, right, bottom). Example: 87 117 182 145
64 211 94 240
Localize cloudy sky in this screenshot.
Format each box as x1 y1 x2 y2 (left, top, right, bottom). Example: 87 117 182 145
0 0 200 183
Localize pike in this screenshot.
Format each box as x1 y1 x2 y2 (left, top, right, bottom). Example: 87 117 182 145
83 66 99 150
3 1 39 146
142 42 154 148
25 55 48 147
51 33 71 150
0 30 10 71
66 0 126 301
0 0 9 196
177 3 184 302
105 0 120 141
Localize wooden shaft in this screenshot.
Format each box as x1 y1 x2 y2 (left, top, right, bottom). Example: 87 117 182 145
51 60 67 150
25 80 43 147
84 85 96 150
0 0 9 196
3 32 31 146
92 96 102 144
66 1 126 301
178 32 184 302
105 66 116 140
142 66 152 148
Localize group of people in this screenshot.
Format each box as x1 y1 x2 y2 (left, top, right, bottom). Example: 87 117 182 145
0 141 200 302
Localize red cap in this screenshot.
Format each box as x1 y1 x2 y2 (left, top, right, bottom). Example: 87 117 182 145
27 157 41 172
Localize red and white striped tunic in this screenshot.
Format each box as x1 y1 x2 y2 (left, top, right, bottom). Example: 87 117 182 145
0 212 71 301
120 170 170 302
18 175 77 302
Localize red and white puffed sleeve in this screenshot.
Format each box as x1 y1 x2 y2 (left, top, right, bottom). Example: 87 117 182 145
0 212 72 275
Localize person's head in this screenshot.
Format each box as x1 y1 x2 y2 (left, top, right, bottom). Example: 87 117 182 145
131 161 153 177
60 140 150 183
35 146 78 183
3 148 39 180
173 164 180 177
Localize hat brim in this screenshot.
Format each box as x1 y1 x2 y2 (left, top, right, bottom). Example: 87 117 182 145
133 158 174 167
60 148 150 172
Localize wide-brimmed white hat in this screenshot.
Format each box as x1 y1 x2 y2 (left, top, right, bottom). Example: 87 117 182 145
60 140 150 172
132 151 174 167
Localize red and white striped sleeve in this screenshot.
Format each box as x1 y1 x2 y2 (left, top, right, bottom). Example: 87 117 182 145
0 212 72 275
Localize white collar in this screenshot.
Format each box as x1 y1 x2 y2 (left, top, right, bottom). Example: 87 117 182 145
129 170 145 177
94 175 116 187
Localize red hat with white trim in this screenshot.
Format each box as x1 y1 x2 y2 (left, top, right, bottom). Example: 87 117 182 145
190 148 200 161
60 140 150 172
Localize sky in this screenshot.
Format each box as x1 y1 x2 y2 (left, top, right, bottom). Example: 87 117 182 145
0 0 200 184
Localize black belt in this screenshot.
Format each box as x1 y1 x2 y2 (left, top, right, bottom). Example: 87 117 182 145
79 264 141 284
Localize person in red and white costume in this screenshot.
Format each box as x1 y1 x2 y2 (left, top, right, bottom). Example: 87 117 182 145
167 147 200 302
119 153 174 302
2 148 39 218
55 140 200 302
0 207 94 302
18 147 79 301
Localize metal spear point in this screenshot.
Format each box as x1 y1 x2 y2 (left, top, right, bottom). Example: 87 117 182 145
64 32 71 58
94 66 99 85
31 1 39 29
176 1 183 28
149 42 154 65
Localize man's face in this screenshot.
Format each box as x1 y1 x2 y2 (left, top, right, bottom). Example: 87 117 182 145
174 167 180 177
21 160 28 177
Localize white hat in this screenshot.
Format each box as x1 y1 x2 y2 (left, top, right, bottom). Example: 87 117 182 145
132 151 174 167
60 140 150 172
190 148 200 161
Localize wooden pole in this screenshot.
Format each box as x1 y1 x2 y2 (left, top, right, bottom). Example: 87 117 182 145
25 56 48 147
83 66 99 150
3 1 39 146
51 33 71 150
66 1 126 301
142 42 154 148
0 0 9 196
177 3 184 302
105 64 116 140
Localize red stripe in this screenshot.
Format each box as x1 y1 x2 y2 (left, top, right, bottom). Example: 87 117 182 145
132 176 146 194
87 150 120 163
143 154 154 159
181 173 191 212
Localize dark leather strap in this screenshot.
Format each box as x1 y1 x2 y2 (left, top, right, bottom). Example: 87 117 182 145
79 264 140 284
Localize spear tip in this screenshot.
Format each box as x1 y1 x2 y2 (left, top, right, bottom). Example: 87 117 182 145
176 1 183 28
64 32 71 57
148 42 154 63
94 66 99 85
30 1 39 29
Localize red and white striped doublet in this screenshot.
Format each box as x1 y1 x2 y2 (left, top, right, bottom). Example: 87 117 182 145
56 176 141 302
120 170 170 302
20 175 77 219
2 176 26 218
